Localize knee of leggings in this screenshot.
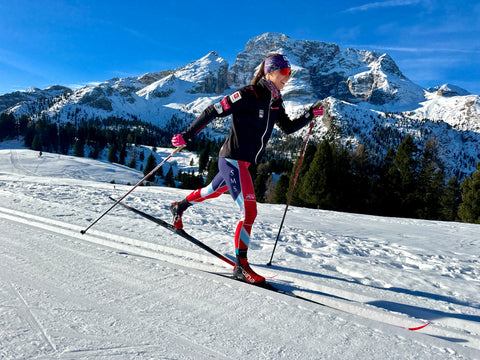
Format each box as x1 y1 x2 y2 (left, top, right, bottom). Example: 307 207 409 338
244 201 257 224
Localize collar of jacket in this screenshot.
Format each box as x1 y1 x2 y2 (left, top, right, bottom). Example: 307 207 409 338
256 78 282 103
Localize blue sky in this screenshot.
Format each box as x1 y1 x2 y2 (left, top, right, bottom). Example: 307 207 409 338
0 0 479 96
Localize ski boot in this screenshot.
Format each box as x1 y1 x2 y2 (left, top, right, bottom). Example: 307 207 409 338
233 257 265 284
169 199 191 229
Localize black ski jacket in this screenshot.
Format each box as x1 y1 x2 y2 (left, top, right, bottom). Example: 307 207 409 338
182 78 315 164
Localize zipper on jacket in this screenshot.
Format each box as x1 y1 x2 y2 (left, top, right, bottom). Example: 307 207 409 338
255 96 273 164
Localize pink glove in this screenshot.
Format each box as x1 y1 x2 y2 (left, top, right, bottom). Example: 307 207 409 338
313 105 324 117
171 134 186 147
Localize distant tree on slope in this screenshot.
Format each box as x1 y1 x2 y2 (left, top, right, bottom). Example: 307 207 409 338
458 162 480 224
144 153 157 182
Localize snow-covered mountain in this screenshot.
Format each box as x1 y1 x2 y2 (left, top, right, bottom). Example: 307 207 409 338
0 85 72 114
2 33 479 178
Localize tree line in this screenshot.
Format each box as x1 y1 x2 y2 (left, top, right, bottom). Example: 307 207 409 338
257 135 480 224
0 112 173 157
1 111 480 224
198 134 480 224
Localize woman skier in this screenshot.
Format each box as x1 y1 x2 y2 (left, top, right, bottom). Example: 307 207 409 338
170 53 324 284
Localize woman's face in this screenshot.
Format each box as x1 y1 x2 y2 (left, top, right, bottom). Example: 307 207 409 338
266 69 291 90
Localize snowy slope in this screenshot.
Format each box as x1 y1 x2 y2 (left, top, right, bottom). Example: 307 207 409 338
1 145 480 359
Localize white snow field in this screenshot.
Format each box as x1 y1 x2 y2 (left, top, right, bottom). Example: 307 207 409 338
0 144 479 359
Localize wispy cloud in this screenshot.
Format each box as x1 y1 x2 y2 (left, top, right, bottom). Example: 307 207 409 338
0 48 41 76
343 0 422 13
349 44 480 54
67 82 101 90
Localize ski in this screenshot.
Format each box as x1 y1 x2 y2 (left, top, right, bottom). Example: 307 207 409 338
109 196 235 267
211 272 430 332
266 285 431 331
111 197 430 332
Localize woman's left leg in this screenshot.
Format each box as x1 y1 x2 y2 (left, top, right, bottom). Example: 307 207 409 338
218 158 264 283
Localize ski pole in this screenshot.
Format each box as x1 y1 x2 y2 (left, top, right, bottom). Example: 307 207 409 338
267 120 315 266
80 144 186 234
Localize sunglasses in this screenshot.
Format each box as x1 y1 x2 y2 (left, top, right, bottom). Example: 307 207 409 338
279 68 291 76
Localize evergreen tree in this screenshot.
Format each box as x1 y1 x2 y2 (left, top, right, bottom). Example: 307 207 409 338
273 173 290 204
88 146 100 159
290 144 317 207
178 170 204 189
127 148 137 169
421 170 444 219
73 139 84 157
31 134 42 151
157 164 164 178
347 144 373 213
248 162 258 185
416 138 444 219
393 134 419 217
440 176 461 221
144 153 157 182
330 146 352 211
458 162 480 223
264 174 276 203
253 173 267 202
299 140 335 209
374 146 401 216
165 167 176 187
59 122 75 154
24 122 36 149
118 143 127 165
107 143 118 163
0 112 17 140
192 171 201 185
44 123 59 152
8 111 473 223
205 158 219 184
18 115 29 136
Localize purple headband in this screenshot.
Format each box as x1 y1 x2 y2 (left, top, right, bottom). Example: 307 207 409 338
264 54 290 74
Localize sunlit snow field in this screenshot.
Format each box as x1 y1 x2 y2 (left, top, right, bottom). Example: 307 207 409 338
1 143 479 359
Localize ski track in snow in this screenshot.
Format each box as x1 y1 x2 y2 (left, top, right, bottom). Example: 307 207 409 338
1 205 479 349
1 147 480 359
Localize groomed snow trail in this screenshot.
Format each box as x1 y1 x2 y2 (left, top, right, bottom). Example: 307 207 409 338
1 147 480 359
1 205 479 359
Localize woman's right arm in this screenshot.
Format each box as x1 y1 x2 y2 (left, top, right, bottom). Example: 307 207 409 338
176 88 252 142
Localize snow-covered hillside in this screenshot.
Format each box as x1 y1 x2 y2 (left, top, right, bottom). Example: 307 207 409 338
1 143 479 359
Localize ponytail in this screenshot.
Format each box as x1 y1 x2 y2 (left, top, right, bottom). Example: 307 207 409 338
251 61 266 85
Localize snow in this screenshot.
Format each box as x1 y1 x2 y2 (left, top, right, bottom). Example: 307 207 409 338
1 144 480 359
416 93 480 132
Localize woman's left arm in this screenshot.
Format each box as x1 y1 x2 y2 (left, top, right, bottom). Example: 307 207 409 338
276 101 324 134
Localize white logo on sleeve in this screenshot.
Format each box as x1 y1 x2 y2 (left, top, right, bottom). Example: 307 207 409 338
229 91 242 103
214 102 224 114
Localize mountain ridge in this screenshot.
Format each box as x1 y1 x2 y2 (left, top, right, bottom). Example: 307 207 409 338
1 32 479 179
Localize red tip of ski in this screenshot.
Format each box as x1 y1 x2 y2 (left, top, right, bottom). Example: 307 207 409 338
408 322 430 331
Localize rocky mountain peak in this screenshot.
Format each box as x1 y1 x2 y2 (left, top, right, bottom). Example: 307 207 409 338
1 33 479 179
427 83 471 97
